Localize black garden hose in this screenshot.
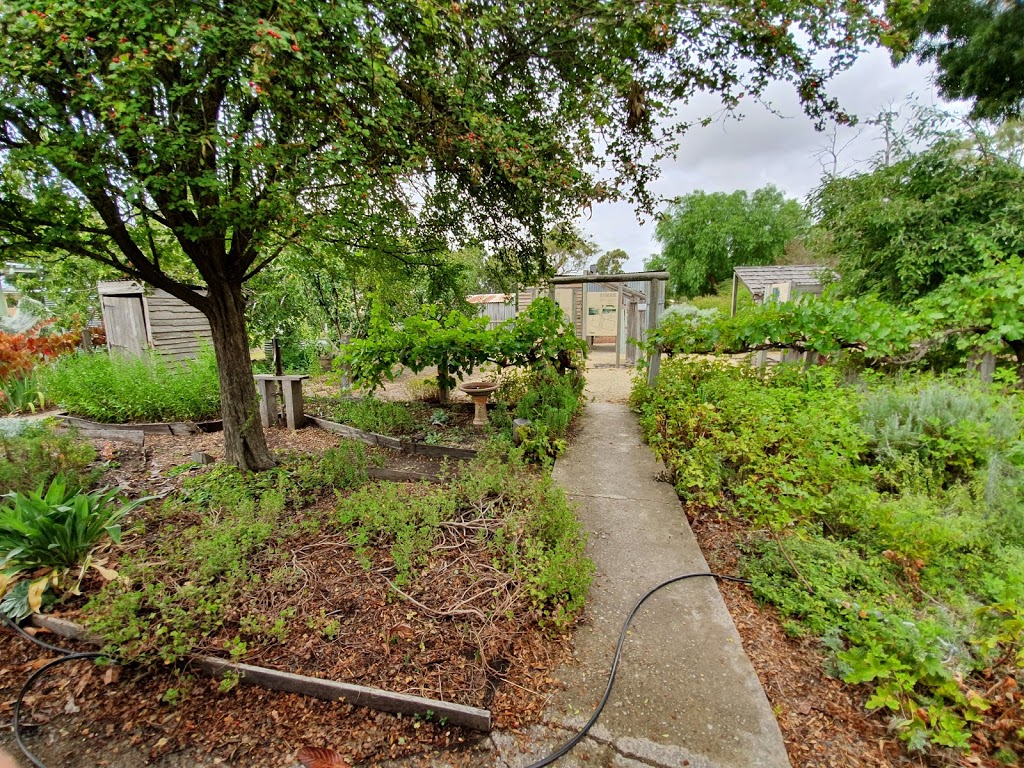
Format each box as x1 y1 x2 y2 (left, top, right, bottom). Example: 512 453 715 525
523 571 751 768
3 572 750 768
2 613 105 768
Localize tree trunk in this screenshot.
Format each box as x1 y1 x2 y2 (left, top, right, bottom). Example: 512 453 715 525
437 352 450 403
1007 339 1024 388
204 280 276 471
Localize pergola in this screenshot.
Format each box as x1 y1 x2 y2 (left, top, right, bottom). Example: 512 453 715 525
549 270 669 385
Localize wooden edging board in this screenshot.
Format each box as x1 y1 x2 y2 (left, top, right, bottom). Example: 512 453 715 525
29 614 490 732
306 415 478 460
57 414 199 436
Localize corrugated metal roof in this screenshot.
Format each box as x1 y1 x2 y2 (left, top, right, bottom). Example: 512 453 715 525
733 265 835 296
466 293 510 304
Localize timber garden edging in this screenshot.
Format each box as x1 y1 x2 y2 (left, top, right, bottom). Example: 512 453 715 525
306 415 479 460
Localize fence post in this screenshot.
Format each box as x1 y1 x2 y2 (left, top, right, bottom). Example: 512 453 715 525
615 283 624 367
646 279 663 387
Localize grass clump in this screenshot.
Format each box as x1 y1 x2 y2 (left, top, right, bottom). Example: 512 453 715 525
0 422 97 496
44 348 220 423
329 397 419 435
634 359 1024 755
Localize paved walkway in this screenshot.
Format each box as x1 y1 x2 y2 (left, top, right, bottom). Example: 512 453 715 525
527 402 791 768
389 400 791 768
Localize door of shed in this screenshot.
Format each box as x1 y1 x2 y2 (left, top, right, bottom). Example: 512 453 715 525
101 293 148 354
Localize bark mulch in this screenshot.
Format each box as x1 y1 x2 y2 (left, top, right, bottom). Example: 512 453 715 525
0 426 566 768
690 510 929 768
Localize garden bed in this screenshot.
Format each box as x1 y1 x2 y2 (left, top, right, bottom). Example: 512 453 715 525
305 395 491 453
0 423 589 767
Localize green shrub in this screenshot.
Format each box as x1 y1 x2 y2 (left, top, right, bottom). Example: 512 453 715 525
859 377 1021 489
0 371 47 415
330 397 419 435
0 422 97 496
0 474 151 573
490 365 586 463
636 359 1024 753
44 348 220 423
0 474 153 619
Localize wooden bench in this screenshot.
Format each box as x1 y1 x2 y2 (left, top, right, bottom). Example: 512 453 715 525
254 374 309 430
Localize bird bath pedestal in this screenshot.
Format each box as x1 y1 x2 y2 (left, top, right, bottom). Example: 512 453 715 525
458 380 499 427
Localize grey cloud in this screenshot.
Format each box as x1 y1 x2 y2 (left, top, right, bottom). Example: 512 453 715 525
578 49 945 272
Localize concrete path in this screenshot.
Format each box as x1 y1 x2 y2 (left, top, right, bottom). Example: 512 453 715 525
497 401 791 768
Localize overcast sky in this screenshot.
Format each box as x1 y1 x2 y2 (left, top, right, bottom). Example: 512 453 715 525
580 47 947 272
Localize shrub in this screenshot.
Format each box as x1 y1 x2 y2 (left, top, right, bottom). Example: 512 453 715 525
0 326 80 380
44 347 220 422
636 359 1024 754
330 398 419 435
0 475 153 619
0 422 97 496
0 371 47 414
0 474 151 573
859 377 1020 489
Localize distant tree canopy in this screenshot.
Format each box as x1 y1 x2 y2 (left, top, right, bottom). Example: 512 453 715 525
904 0 1024 120
595 249 628 275
812 139 1024 305
654 186 807 297
544 224 598 275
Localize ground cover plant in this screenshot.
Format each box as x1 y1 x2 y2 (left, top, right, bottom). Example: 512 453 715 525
634 359 1024 760
0 421 97 496
73 441 592 747
44 347 220 423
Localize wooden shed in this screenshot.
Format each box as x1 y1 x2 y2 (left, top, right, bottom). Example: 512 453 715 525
730 265 837 315
466 293 517 329
98 280 212 360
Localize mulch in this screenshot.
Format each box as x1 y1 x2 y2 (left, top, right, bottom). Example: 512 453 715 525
690 510 933 768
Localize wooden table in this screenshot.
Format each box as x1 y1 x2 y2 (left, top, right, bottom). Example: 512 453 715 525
254 374 310 430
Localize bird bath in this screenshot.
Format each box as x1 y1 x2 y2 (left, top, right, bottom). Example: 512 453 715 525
458 380 499 427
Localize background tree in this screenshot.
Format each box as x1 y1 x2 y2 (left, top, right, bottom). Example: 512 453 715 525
544 224 599 275
654 186 808 297
595 249 628 275
902 0 1024 120
0 0 890 469
811 139 1024 304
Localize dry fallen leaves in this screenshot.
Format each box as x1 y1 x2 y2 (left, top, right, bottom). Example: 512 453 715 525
297 745 352 767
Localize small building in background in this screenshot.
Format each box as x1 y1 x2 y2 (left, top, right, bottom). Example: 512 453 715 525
466 293 516 329
97 280 212 359
730 265 835 316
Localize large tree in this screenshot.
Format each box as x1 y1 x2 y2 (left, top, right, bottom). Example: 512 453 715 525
901 0 1023 121
811 139 1024 304
654 186 807 297
595 248 628 275
0 0 885 469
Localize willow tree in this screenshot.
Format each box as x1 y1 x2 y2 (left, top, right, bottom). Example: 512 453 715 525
0 0 889 469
